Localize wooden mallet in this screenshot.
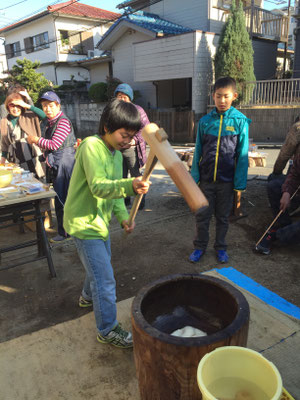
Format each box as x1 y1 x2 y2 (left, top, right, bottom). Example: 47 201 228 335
127 123 208 227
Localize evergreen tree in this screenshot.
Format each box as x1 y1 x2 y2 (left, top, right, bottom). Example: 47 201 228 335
214 0 255 102
5 58 50 103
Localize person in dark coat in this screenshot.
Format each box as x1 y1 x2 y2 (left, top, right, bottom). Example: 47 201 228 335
256 153 300 255
25 91 76 242
114 83 149 209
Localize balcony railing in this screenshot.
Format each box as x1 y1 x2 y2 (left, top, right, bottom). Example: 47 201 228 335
59 44 85 55
208 79 300 107
244 6 289 42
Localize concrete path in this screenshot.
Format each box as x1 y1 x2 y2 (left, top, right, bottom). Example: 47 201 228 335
1 269 299 400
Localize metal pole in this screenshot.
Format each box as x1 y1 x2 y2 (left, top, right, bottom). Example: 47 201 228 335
283 0 292 73
250 0 254 39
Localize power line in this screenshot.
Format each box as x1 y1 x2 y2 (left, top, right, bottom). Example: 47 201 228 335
0 0 29 11
0 1 119 58
0 0 189 59
0 0 74 30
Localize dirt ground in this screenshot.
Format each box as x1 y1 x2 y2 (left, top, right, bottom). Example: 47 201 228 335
0 148 299 343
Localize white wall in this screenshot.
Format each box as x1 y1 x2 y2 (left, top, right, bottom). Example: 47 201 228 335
37 64 56 84
35 63 90 85
193 31 218 115
209 7 228 34
89 63 110 84
4 15 56 69
133 32 194 81
55 65 90 85
150 0 209 31
112 29 156 108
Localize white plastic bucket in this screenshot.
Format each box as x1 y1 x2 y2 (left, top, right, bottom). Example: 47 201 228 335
197 346 282 400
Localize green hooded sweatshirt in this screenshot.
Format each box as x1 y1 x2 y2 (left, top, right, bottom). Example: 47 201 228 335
64 135 135 240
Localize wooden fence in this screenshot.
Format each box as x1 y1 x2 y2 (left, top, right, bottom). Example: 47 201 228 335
146 109 195 143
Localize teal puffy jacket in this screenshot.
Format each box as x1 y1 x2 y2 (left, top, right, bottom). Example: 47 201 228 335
191 107 251 191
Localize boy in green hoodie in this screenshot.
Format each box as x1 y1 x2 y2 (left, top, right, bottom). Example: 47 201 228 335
64 99 150 348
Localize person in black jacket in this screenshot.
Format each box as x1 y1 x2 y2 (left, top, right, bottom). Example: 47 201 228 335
256 154 300 255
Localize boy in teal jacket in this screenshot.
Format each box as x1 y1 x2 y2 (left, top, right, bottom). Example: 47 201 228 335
189 77 250 263
64 99 150 348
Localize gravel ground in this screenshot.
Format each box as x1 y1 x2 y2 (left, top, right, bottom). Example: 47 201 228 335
0 147 299 343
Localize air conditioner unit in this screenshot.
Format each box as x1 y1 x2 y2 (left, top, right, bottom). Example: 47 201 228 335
88 50 95 58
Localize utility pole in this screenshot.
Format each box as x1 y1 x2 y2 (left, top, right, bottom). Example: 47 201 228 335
250 0 254 39
283 0 292 73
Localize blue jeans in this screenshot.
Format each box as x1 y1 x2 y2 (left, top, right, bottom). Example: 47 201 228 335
73 237 118 336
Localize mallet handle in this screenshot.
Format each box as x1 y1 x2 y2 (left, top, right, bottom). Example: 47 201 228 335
127 150 158 227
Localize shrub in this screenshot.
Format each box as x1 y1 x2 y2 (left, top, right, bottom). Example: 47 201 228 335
88 82 108 103
214 0 256 103
106 76 122 100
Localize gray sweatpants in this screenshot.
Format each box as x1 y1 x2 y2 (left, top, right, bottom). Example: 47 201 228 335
193 181 234 251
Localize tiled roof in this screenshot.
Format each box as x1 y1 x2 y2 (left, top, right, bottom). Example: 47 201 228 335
0 1 120 33
48 1 120 20
99 11 193 44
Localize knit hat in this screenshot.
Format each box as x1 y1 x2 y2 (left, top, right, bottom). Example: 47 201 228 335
114 83 134 101
38 91 61 104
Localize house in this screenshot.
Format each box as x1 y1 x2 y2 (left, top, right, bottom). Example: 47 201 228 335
97 0 289 117
0 0 120 85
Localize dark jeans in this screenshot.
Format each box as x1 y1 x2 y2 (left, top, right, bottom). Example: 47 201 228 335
49 147 76 237
122 146 145 207
122 146 140 178
276 222 300 245
267 174 300 245
193 181 233 251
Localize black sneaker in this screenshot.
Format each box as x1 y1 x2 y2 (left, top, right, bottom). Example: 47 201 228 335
78 295 93 308
255 230 276 255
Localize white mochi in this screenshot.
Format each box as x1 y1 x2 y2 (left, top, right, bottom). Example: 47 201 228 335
171 326 207 337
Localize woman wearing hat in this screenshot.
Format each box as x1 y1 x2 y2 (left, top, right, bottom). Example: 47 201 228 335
0 90 44 178
114 83 149 209
22 91 76 243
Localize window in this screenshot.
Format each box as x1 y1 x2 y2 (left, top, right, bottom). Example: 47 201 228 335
33 32 49 50
24 32 49 53
5 41 21 59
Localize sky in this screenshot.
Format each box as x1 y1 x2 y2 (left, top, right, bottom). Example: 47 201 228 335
0 0 296 29
0 0 123 29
